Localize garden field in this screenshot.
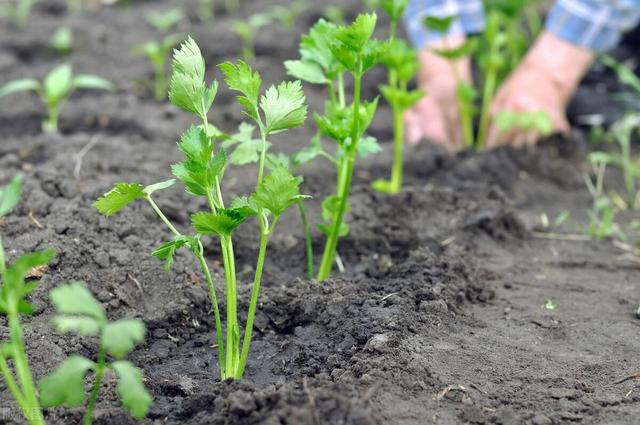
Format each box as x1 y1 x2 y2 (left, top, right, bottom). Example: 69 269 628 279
0 0 639 424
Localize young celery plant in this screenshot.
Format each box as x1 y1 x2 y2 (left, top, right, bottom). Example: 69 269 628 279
198 0 215 22
132 34 185 100
0 63 113 132
51 27 73 55
0 0 37 26
95 38 307 380
0 174 46 425
423 16 479 149
494 110 553 138
40 283 151 425
584 155 623 240
146 7 185 32
268 0 309 30
231 13 272 61
372 0 424 194
287 14 386 279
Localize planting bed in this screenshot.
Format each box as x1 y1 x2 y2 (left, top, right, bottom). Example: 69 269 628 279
1 0 640 424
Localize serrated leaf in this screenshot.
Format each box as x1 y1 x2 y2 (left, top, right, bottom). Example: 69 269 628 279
50 282 106 322
378 85 424 110
261 80 307 134
357 136 382 158
112 361 152 419
39 355 95 408
171 150 225 196
0 251 55 314
335 13 377 51
102 319 145 358
54 316 101 336
218 61 262 120
191 208 254 237
146 7 184 32
169 37 209 117
422 15 456 33
0 79 40 98
0 174 23 217
284 60 329 84
221 123 267 165
43 63 74 102
296 19 343 80
151 235 200 272
177 126 212 165
431 38 478 60
251 167 305 217
143 179 176 196
376 0 409 22
93 183 145 216
319 195 349 236
73 75 113 91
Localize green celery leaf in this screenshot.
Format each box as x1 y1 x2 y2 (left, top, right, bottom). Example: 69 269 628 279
50 282 106 322
318 195 349 236
218 60 261 120
376 0 409 22
146 7 184 32
378 85 424 110
177 126 212 165
39 355 95 408
54 316 101 336
169 37 208 117
0 250 55 315
151 235 200 272
43 63 74 102
143 179 176 196
191 208 255 237
431 38 478 60
294 135 325 165
221 123 268 166
102 319 145 358
251 167 306 217
422 15 456 33
0 79 41 98
72 75 113 91
284 60 329 84
357 136 382 158
260 80 308 134
112 361 152 419
171 150 225 196
93 183 146 216
0 173 23 217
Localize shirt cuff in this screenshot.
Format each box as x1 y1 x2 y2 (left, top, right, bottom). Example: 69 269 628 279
545 0 640 52
403 0 486 49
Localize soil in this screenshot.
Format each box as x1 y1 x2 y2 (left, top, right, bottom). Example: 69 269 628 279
1 1 639 424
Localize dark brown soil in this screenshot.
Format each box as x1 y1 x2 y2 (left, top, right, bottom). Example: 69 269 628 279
1 1 639 424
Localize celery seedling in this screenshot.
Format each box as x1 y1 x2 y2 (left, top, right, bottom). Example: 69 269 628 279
95 38 307 379
0 63 113 132
51 27 73 54
0 174 46 425
132 34 185 100
286 14 386 279
146 7 184 32
268 0 309 30
372 0 424 194
40 283 151 425
231 13 271 61
494 110 553 137
584 155 623 240
0 0 37 26
198 0 215 22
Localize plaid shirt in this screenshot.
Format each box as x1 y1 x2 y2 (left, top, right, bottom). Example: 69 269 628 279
405 0 640 51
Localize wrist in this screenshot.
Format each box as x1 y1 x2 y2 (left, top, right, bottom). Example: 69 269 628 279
524 32 594 104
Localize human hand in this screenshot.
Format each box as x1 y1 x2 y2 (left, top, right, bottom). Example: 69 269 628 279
486 32 594 149
405 36 472 151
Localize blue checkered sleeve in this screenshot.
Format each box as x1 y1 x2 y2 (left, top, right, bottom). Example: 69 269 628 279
403 0 486 49
546 0 640 51
405 0 640 52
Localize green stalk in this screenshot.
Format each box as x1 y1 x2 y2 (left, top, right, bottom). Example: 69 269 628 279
43 102 60 133
236 216 271 378
220 237 238 377
297 200 314 280
0 352 28 414
389 105 404 192
318 74 362 280
476 64 498 149
153 60 167 101
146 197 180 236
83 347 106 425
337 73 345 108
196 249 226 379
456 85 475 149
621 134 636 208
8 313 44 425
0 235 5 275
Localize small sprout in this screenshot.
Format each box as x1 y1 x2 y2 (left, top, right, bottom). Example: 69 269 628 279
543 299 556 311
40 283 152 424
132 33 185 100
198 0 214 22
231 13 272 61
0 63 113 133
584 157 623 240
96 37 308 380
0 0 38 26
267 0 309 30
146 7 184 32
51 27 73 54
494 110 553 136
65 0 83 13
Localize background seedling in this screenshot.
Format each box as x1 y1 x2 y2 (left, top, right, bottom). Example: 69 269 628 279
146 7 185 32
494 110 553 137
231 13 272 61
95 38 307 380
65 0 84 14
267 0 309 30
132 34 185 100
40 283 151 425
372 0 424 194
583 155 623 240
0 63 113 132
0 174 46 425
0 0 37 27
286 14 386 279
50 27 74 55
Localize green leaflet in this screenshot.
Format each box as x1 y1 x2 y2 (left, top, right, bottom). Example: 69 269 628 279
0 173 23 217
260 80 308 134
102 320 146 358
39 355 95 408
152 235 200 272
251 167 306 217
93 183 145 216
112 361 153 419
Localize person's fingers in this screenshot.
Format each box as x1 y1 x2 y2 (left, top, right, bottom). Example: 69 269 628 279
404 108 423 145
